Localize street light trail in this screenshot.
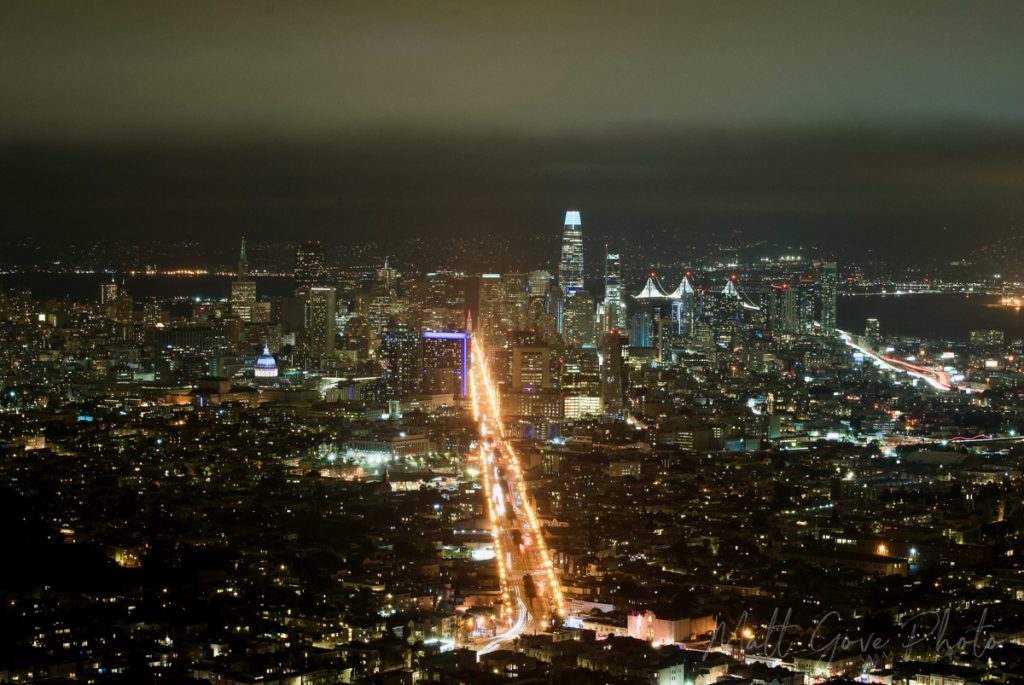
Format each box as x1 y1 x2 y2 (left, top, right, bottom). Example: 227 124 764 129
470 337 566 649
838 329 953 391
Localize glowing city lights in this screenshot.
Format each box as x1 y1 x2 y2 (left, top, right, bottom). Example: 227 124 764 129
470 336 567 644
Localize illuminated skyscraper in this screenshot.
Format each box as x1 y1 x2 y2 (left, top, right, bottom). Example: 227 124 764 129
864 318 880 343
512 342 551 389
99 280 118 305
602 249 627 331
231 281 256 322
562 290 596 348
420 330 470 398
97 276 133 325
294 240 327 296
560 346 602 417
600 331 628 416
629 308 653 348
237 235 250 280
525 279 559 344
475 273 528 339
364 291 395 337
231 236 257 322
502 272 529 331
306 286 336 365
377 257 397 290
818 261 838 331
527 270 552 297
477 273 505 347
795 274 818 332
380 325 420 399
767 282 799 334
557 210 584 295
405 271 466 332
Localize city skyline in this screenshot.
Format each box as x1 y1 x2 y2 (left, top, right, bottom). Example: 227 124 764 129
4 3 1024 684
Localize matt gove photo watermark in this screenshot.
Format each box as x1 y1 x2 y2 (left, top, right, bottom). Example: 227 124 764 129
706 608 998 663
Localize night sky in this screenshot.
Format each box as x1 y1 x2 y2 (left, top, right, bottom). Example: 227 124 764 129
2 1 1024 245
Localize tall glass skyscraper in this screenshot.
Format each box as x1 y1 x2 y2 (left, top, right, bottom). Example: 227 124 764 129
420 330 470 398
563 289 596 347
380 325 420 399
557 210 584 295
306 286 336 365
602 249 627 331
818 261 838 331
294 240 327 296
477 273 505 348
230 236 256 322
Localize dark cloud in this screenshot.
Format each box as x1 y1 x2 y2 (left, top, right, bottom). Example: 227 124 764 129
2 1 1024 141
2 2 1023 248
3 127 1023 249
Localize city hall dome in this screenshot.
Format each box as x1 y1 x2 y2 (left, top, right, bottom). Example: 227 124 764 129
254 344 278 378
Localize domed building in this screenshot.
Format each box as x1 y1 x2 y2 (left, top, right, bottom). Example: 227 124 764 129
254 344 279 379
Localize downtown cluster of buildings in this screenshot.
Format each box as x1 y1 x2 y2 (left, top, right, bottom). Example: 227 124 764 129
2 215 1024 684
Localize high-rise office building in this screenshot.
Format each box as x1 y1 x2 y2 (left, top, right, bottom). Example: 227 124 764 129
477 273 506 347
600 331 628 416
502 272 529 332
767 283 799 334
237 235 250 280
380 325 420 399
406 271 466 332
231 236 257 322
306 286 336 365
629 308 653 348
545 283 564 340
560 345 600 384
557 210 584 294
527 270 553 297
99 279 123 321
476 272 529 342
280 297 307 334
512 343 551 389
420 331 470 398
97 277 133 325
99 280 119 305
525 282 559 343
865 318 881 343
231 280 257 322
377 258 397 290
602 250 627 331
294 240 327 296
818 261 838 332
562 290 597 348
363 291 395 337
796 274 818 332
